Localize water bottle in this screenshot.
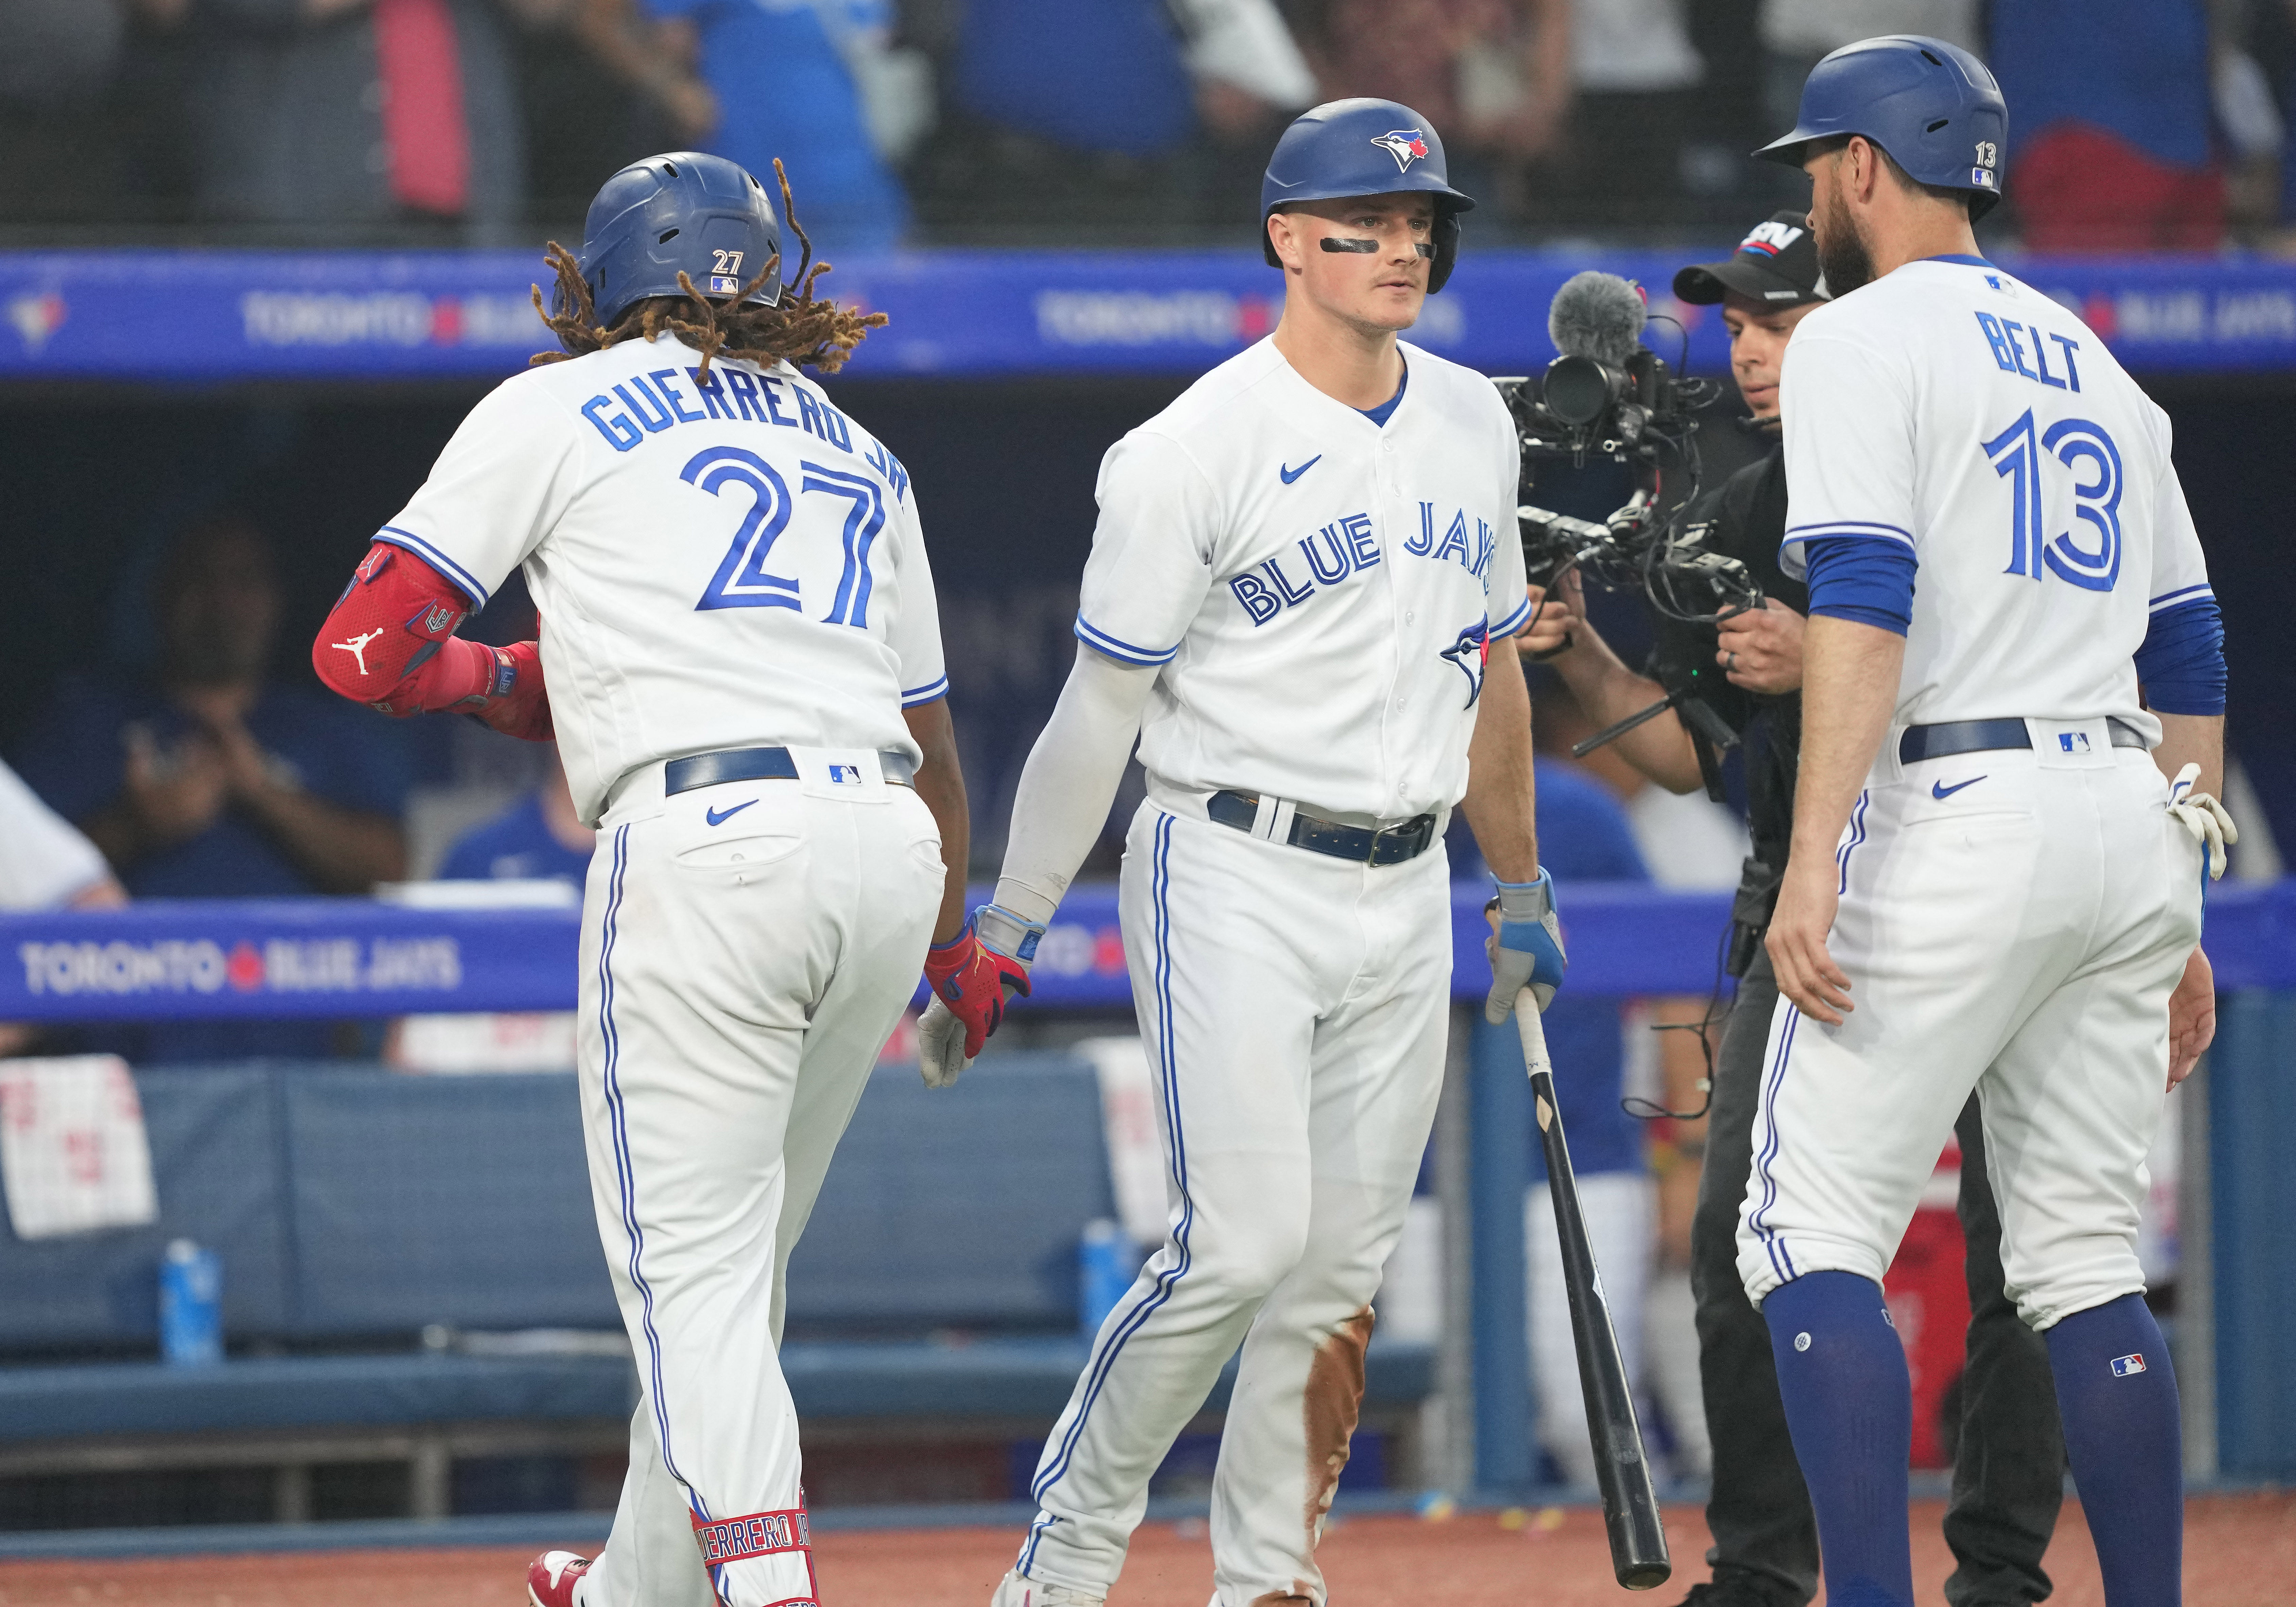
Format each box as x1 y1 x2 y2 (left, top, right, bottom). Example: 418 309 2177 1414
159 1239 223 1366
1077 1219 1133 1337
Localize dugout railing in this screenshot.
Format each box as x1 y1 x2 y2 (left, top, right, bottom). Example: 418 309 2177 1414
1 879 2290 1530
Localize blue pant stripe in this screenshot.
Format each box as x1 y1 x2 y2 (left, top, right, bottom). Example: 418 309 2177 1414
598 825 709 1515
1020 812 1197 1574
1750 1004 1802 1282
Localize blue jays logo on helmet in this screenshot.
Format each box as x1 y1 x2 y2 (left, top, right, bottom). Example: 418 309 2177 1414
1371 129 1431 172
1260 99 1477 292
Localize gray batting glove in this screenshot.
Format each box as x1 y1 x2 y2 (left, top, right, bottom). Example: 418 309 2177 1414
2167 762 2238 880
916 995 970 1090
1484 869 1567 1023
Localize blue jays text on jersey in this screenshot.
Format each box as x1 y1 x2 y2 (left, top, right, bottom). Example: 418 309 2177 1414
1227 502 1492 626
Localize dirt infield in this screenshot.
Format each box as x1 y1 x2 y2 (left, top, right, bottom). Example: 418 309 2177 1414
0 1494 2287 1606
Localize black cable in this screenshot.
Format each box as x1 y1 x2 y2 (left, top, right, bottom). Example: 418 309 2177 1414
1620 918 1732 1124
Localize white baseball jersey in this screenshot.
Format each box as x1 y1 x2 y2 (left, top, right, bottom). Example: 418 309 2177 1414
1777 255 2210 745
376 333 947 821
1073 338 1530 823
0 757 110 910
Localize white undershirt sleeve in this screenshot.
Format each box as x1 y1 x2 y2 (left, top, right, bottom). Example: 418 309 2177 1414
991 644 1161 926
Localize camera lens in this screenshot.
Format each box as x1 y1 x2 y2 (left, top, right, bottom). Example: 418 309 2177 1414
1543 354 1617 427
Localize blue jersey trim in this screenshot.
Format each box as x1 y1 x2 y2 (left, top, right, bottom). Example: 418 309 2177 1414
2149 582 2213 613
1073 615 1179 667
1360 362 1409 428
1782 520 1916 548
1490 593 1534 639
375 526 492 612
900 674 950 707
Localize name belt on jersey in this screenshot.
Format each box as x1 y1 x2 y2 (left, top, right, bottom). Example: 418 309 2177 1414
691 1506 810 1563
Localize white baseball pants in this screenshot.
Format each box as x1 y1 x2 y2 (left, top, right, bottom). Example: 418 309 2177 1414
571 768 944 1607
1737 728 2203 1332
1018 804 1452 1607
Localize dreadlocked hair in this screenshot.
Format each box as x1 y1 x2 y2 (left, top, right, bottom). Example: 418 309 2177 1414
529 159 888 381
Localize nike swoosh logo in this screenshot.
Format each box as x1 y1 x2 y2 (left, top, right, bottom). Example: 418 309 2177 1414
705 800 758 826
1279 456 1321 484
1931 776 1986 800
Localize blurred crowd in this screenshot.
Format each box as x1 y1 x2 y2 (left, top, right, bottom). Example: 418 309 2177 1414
8 0 2296 253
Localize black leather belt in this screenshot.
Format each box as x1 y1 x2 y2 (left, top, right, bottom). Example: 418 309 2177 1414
664 746 916 795
1898 717 2146 765
1206 790 1437 867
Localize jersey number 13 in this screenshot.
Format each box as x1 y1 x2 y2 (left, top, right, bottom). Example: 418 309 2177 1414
1981 410 2123 592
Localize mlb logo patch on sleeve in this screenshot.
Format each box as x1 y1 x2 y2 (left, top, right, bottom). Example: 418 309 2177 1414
2110 1352 2147 1377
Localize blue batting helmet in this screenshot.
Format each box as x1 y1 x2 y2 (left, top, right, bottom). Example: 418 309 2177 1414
571 152 782 329
1261 99 1477 293
1757 36 2008 219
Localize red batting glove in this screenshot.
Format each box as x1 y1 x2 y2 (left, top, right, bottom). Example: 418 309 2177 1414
921 917 1032 1059
459 640 554 742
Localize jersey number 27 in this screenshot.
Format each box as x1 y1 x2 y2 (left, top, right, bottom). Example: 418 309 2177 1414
682 445 886 625
1981 410 2123 592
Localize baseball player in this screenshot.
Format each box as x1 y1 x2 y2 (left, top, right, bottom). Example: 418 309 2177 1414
1740 39 2232 1607
310 154 993 1607
915 100 1564 1607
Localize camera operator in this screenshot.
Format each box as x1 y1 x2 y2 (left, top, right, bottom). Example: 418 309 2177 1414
1518 213 2068 1607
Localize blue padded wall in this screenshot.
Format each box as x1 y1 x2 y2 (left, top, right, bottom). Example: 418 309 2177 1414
785 1054 1116 1332
280 1070 616 1335
0 1066 291 1349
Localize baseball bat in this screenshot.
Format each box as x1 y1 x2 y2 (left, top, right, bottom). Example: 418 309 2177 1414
1515 988 1672 1590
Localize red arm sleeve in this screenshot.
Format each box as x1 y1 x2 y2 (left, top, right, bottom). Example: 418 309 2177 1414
313 543 553 742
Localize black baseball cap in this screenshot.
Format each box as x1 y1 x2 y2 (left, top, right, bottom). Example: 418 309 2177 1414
1672 209 1830 307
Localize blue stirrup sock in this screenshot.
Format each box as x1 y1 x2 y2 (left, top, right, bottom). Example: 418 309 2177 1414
2046 1293 2184 1606
1763 1271 1915 1607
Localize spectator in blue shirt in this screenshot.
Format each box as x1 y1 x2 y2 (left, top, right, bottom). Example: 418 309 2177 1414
436 752 594 885
9 516 410 1060
1989 0 2224 250
575 0 908 254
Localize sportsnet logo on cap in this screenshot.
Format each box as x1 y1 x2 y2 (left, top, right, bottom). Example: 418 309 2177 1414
1370 130 1430 172
2111 1353 2148 1377
1737 220 1804 258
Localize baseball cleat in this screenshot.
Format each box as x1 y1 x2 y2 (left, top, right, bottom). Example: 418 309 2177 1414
989 1568 1107 1607
527 1549 593 1607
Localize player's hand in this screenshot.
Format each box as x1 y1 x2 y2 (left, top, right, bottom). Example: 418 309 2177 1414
1483 870 1566 1022
121 724 228 847
1766 856 1852 1024
916 906 1040 1088
1517 569 1582 662
2165 762 2237 879
2167 945 2215 1089
1716 599 1805 695
464 642 555 743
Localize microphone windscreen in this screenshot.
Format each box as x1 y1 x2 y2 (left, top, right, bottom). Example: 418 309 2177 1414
1548 271 1647 368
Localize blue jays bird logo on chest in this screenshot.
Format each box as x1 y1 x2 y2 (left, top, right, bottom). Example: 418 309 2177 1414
1441 621 1488 707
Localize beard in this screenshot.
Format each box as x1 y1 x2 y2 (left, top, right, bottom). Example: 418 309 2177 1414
1813 182 1876 296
